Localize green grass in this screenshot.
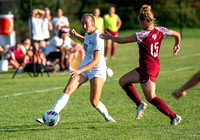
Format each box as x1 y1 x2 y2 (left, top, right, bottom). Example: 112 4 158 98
0 28 200 139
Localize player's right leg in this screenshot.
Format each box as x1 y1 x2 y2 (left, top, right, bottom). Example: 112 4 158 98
141 80 181 126
119 68 147 120
52 74 88 113
36 74 88 124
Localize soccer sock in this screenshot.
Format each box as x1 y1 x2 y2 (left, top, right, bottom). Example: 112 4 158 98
122 83 142 106
95 101 109 118
52 92 70 113
111 46 115 57
105 46 109 57
150 97 176 120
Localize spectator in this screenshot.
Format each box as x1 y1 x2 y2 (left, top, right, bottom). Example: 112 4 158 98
45 28 69 71
22 38 34 65
42 8 53 44
104 6 122 60
0 45 4 60
63 29 84 70
93 8 104 33
7 42 26 69
29 9 45 51
51 8 69 34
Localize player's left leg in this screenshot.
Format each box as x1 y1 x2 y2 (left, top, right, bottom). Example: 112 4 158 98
119 69 147 120
36 74 88 124
90 77 116 122
141 80 181 126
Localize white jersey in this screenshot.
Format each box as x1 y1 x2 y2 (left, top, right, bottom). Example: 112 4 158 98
29 17 44 41
45 35 63 56
63 36 72 48
51 16 69 34
79 29 106 71
42 18 50 39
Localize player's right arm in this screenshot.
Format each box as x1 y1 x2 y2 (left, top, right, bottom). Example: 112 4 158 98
171 30 181 56
100 30 137 44
69 29 85 43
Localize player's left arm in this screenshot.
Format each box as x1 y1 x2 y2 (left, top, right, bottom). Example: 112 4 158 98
171 30 181 56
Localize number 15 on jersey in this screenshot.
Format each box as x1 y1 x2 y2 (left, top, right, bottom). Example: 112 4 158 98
150 42 159 57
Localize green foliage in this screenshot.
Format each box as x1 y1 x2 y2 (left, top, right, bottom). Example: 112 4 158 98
6 0 200 41
0 29 200 139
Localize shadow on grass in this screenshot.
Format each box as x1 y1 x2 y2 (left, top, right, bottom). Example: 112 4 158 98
0 120 107 133
0 124 51 133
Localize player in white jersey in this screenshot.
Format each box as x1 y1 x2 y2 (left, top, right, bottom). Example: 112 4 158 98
42 8 53 43
29 9 45 51
51 9 69 35
36 14 115 124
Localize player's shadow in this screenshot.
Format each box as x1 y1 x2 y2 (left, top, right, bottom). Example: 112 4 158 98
0 124 50 133
61 120 113 130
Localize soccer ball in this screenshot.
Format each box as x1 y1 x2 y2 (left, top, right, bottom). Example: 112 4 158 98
106 68 113 77
43 110 60 126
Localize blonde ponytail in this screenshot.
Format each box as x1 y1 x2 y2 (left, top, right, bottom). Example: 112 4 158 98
139 5 155 24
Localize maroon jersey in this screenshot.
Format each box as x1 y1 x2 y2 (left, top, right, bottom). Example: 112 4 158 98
135 26 172 70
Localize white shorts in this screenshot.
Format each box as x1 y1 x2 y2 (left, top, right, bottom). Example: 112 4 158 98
77 66 106 81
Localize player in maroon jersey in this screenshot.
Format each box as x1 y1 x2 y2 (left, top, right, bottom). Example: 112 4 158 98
100 5 181 126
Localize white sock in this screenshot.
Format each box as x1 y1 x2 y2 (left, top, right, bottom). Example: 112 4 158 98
95 101 109 118
52 92 70 113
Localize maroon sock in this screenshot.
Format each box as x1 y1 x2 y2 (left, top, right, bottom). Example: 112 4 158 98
122 83 141 106
105 46 109 57
111 46 115 57
150 97 176 120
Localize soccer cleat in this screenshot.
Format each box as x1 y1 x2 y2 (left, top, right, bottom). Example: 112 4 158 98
105 115 116 122
135 101 147 120
171 115 182 126
172 89 187 99
36 118 44 124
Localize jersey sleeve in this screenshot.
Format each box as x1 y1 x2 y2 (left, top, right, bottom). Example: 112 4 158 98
52 36 63 47
135 30 151 44
156 26 172 37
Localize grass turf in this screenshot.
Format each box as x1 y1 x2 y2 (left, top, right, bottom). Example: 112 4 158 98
0 28 200 139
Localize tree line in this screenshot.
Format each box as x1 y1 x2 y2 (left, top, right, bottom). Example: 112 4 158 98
2 0 199 41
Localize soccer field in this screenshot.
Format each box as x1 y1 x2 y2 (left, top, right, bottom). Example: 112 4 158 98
0 28 200 139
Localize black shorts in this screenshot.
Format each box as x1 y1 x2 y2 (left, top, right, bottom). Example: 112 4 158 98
44 38 50 42
46 52 61 60
33 40 42 43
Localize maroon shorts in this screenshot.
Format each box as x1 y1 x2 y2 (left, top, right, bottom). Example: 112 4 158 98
107 30 118 36
135 67 160 84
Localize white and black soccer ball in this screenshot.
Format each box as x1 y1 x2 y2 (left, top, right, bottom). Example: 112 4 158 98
106 68 113 77
43 110 60 126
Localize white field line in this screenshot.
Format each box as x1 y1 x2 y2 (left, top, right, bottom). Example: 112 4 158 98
0 66 197 99
160 66 195 74
160 53 200 59
0 83 89 99
174 53 200 60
